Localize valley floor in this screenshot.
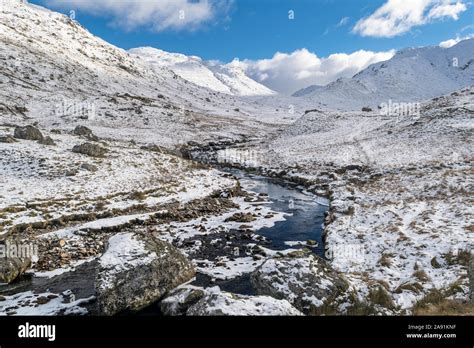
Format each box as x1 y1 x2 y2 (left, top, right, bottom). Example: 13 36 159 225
0 88 473 316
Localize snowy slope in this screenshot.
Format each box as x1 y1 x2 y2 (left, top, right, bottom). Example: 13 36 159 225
294 39 474 111
129 47 276 97
0 0 291 147
292 84 324 97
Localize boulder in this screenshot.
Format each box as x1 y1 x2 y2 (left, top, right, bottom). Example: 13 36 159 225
251 250 349 314
96 232 195 315
72 142 107 157
73 125 98 141
160 287 205 316
13 125 43 141
0 257 31 284
80 163 98 172
186 289 303 316
39 136 56 146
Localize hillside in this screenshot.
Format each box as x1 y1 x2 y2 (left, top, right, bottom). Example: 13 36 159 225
293 39 474 111
0 0 289 148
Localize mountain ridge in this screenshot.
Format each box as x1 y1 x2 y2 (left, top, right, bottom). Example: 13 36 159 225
129 47 276 97
292 39 474 110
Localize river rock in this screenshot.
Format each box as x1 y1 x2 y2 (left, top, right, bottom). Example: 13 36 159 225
224 212 256 223
160 287 206 316
186 289 303 316
13 125 44 141
0 257 31 284
251 250 349 314
72 142 107 157
96 232 195 315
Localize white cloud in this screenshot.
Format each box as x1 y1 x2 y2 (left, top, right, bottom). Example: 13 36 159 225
439 38 461 47
353 0 468 38
336 16 350 27
234 49 395 95
439 34 474 47
428 0 467 19
44 0 233 32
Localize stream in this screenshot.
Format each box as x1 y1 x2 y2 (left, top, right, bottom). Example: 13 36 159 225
0 160 329 315
189 166 329 296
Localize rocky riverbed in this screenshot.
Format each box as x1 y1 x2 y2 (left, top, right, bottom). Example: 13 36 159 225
1 127 348 316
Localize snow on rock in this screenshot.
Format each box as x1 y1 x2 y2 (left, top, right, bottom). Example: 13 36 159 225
96 232 195 315
161 285 302 316
160 286 206 316
251 250 349 314
0 290 93 316
196 256 266 281
186 288 302 316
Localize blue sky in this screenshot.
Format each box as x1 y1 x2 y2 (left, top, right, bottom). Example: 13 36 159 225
29 0 474 94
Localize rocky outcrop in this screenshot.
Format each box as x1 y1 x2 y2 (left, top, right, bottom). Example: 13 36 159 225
186 290 303 316
13 125 44 141
73 125 99 141
0 257 31 284
251 250 349 314
72 142 107 157
96 232 195 315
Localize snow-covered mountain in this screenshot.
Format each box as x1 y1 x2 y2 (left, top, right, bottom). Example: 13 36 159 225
129 47 276 97
293 39 474 110
291 84 324 97
0 0 290 147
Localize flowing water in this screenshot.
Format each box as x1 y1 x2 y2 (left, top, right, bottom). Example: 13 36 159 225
0 164 330 314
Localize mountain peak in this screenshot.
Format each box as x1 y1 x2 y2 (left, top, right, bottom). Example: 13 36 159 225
130 47 276 96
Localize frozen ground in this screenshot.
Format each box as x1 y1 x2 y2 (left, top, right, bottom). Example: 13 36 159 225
0 124 235 237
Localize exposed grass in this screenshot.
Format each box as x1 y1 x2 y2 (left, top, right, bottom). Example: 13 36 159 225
395 282 424 294
413 269 431 282
345 291 377 315
378 253 393 267
130 191 147 201
413 289 474 316
431 256 442 268
368 286 396 310
444 249 472 266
